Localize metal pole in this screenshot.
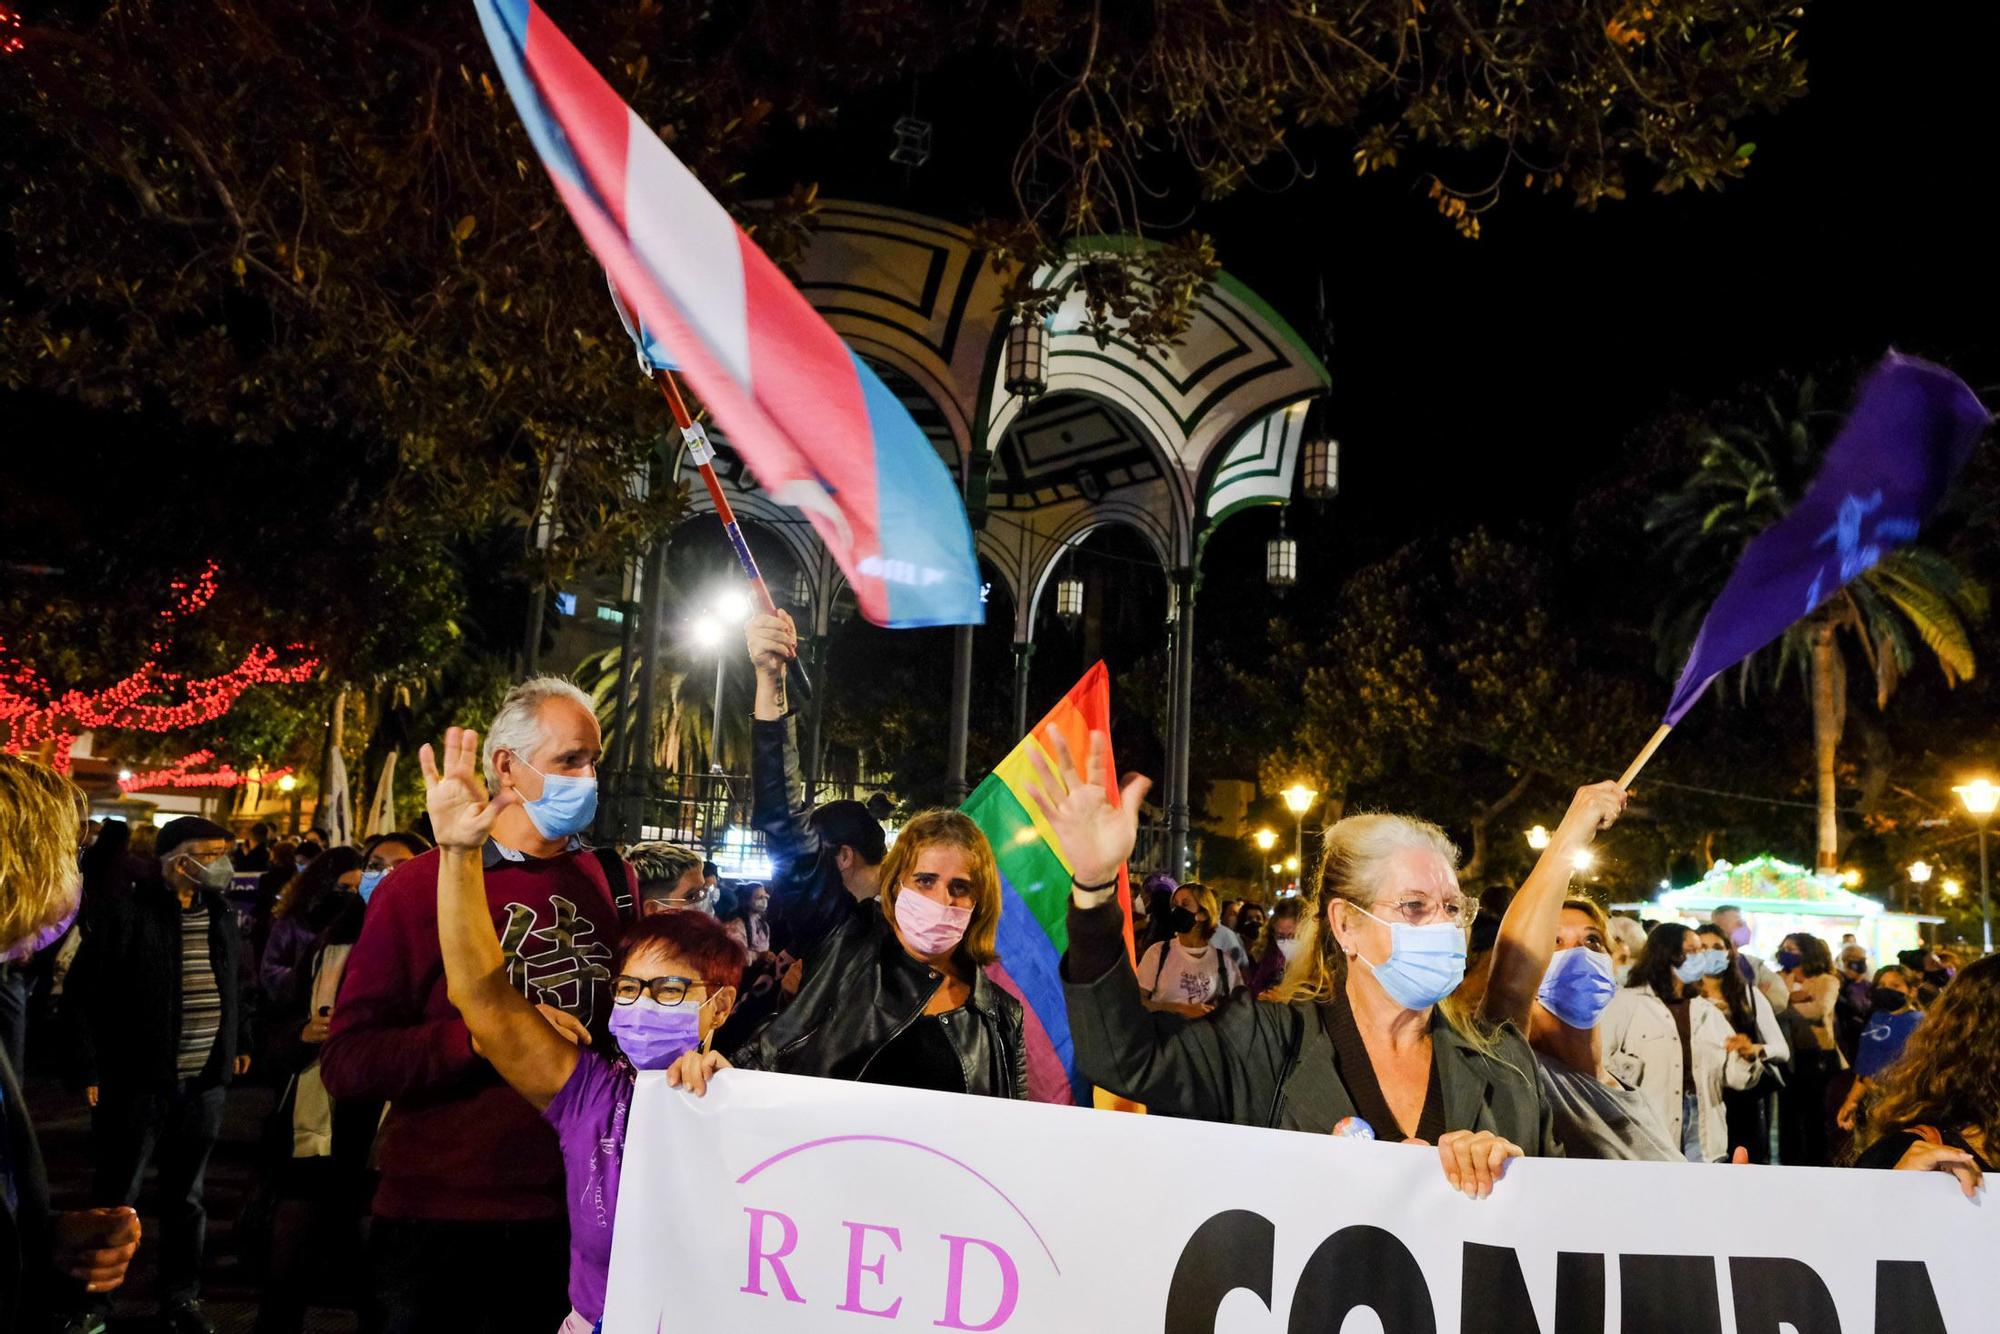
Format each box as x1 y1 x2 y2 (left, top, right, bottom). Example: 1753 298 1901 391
710 652 726 775
802 634 829 807
1293 813 1304 894
945 624 974 803
1011 641 1034 740
1166 567 1196 876
1981 824 1993 956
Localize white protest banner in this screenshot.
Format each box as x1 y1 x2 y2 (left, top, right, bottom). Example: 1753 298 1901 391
602 1069 1994 1333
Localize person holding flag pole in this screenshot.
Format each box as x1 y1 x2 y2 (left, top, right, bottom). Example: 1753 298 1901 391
728 610 1030 1098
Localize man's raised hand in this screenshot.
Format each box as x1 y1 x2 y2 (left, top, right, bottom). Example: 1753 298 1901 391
419 726 517 852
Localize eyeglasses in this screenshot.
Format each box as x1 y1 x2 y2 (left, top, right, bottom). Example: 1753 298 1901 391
611 974 707 1006
1370 896 1469 927
364 856 398 873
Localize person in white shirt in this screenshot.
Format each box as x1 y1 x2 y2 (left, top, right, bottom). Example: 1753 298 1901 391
1135 882 1241 1016
1600 923 1766 1163
1693 922 1790 1162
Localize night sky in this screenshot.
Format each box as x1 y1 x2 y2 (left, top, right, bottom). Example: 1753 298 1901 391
756 1 2000 554
727 1 2000 742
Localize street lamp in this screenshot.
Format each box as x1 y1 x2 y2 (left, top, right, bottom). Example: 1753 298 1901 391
1906 858 1933 914
1840 868 1862 889
1254 828 1278 896
1525 825 1551 851
694 588 755 774
1943 877 1964 899
1571 849 1595 874
1055 574 1084 627
277 771 301 834
1280 784 1317 890
1283 853 1301 892
1265 510 1298 592
1953 777 1999 954
1004 316 1050 400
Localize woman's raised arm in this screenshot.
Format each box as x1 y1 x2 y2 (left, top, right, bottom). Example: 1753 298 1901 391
1482 782 1627 1031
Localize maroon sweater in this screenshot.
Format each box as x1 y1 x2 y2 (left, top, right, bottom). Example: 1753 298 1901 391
319 843 630 1220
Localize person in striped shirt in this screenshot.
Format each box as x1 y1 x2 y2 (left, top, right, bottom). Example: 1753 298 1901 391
64 816 250 1334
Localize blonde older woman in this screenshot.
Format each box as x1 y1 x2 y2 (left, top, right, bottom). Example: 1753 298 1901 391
1036 730 1553 1198
0 754 143 1326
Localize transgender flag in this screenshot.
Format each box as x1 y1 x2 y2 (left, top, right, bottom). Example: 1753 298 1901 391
1662 353 1990 725
473 0 983 628
963 663 1133 1104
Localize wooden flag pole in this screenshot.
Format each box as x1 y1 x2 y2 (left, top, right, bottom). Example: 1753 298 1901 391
651 368 812 700
1617 724 1673 791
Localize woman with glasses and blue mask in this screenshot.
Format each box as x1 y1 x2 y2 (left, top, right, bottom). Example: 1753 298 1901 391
1600 923 1768 1163
1479 782 1685 1161
419 727 744 1334
1037 728 1555 1198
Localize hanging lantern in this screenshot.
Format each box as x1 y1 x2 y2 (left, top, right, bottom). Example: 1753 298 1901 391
790 568 814 610
1004 318 1050 400
1265 510 1298 591
1301 431 1339 501
1055 574 1084 625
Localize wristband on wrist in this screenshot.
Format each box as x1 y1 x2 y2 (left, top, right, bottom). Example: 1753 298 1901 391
1071 874 1119 893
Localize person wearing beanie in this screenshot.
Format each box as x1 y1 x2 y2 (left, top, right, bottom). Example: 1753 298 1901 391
62 815 250 1334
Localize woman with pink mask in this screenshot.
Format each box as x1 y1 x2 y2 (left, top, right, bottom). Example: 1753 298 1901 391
730 807 1028 1096
729 612 1028 1097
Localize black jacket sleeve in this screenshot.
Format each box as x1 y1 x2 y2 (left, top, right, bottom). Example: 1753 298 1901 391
752 714 853 960
1061 898 1297 1125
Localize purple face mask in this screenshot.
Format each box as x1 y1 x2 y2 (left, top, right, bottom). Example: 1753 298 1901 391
1729 925 1752 948
608 997 705 1069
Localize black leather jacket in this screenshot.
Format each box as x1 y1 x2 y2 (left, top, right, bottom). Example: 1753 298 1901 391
731 715 1027 1098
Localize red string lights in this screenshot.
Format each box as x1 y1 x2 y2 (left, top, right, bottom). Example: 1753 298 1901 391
117 750 295 793
0 5 23 57
0 563 319 773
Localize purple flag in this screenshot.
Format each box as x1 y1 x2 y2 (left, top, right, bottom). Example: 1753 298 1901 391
1663 353 1991 726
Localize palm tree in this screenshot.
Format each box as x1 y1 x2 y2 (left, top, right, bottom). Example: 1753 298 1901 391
575 639 754 777
1649 376 1988 870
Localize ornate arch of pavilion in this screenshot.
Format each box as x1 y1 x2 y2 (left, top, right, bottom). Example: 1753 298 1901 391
680 201 1329 866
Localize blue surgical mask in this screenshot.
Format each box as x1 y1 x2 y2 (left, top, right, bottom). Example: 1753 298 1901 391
1538 947 1618 1029
357 869 387 904
516 757 598 840
1698 947 1731 977
1353 907 1467 1011
1675 953 1710 985
608 996 705 1069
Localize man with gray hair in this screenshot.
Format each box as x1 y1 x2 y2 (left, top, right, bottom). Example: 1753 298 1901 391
321 676 635 1334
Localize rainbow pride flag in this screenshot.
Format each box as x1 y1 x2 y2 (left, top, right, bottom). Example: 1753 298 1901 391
964 662 1134 1104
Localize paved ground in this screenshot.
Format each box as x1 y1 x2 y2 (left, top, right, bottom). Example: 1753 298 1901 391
22 1047 360 1334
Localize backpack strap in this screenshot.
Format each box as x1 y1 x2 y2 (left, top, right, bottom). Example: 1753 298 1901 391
590 846 636 925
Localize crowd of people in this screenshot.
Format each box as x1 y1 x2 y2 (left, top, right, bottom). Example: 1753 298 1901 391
0 606 1992 1332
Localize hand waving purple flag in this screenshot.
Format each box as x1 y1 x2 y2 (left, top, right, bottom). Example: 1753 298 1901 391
1662 353 1991 726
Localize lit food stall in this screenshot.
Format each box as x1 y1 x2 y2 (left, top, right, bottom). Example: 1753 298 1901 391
1613 855 1941 963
